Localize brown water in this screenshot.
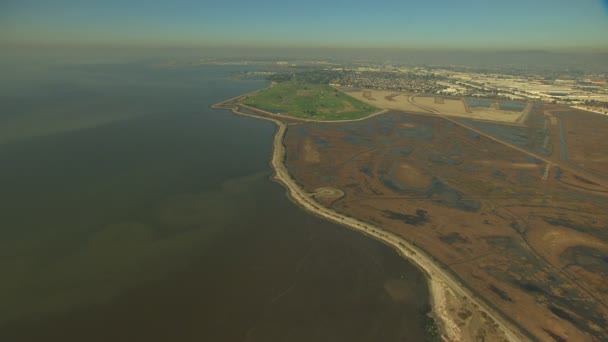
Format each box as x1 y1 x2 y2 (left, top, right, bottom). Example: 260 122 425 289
0 63 434 341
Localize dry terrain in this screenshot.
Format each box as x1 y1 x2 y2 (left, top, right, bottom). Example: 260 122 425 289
344 89 423 113
283 107 608 341
214 95 528 341
216 87 608 341
344 89 531 124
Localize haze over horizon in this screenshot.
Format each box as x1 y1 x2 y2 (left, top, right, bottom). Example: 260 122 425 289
2 0 608 50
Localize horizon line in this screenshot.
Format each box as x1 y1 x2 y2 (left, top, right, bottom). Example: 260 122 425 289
3 41 608 53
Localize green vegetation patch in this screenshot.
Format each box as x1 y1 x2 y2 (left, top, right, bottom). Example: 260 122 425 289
242 81 378 120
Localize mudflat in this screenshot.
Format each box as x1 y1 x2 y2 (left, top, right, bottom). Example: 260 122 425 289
217 84 608 341
283 108 608 341
215 91 531 342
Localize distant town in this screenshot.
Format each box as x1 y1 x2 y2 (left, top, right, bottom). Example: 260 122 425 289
163 58 608 115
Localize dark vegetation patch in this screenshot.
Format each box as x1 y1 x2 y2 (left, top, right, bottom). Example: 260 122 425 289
341 136 364 144
540 216 608 240
312 136 331 147
489 284 514 302
516 169 537 183
573 174 598 186
430 152 462 166
319 175 336 183
439 232 470 244
509 222 522 233
459 118 551 156
542 328 566 342
343 183 361 193
543 217 580 229
517 282 544 294
360 165 373 177
491 168 505 178
381 178 406 192
467 131 480 139
560 246 608 274
377 121 394 136
396 124 433 140
554 166 561 179
524 155 542 164
482 236 513 250
423 313 441 341
548 305 576 324
457 309 472 320
433 194 481 212
382 209 429 226
385 146 413 157
380 173 481 212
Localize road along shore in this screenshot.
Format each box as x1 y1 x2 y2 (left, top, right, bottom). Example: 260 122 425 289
212 96 530 342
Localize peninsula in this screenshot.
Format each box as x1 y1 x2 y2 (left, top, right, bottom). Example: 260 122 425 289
214 79 608 341
213 84 529 342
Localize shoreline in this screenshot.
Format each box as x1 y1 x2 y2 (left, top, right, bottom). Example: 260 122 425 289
212 90 528 341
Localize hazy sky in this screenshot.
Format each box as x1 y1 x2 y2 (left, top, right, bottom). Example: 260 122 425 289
1 0 608 49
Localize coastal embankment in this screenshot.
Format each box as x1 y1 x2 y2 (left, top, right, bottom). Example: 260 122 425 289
212 92 528 342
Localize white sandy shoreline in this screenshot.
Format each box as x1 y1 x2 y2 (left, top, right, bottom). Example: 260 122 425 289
212 94 528 342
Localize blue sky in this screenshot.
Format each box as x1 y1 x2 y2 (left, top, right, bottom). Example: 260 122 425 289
1 0 607 48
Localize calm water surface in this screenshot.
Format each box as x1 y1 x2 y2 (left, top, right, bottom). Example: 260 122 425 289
0 64 433 341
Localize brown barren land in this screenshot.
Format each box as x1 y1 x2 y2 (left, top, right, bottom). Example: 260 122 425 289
213 86 535 342
344 89 530 125
215 84 608 341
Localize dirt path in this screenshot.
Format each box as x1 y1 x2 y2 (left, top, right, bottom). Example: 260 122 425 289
213 98 529 342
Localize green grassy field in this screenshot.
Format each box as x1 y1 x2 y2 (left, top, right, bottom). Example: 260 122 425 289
242 81 379 120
